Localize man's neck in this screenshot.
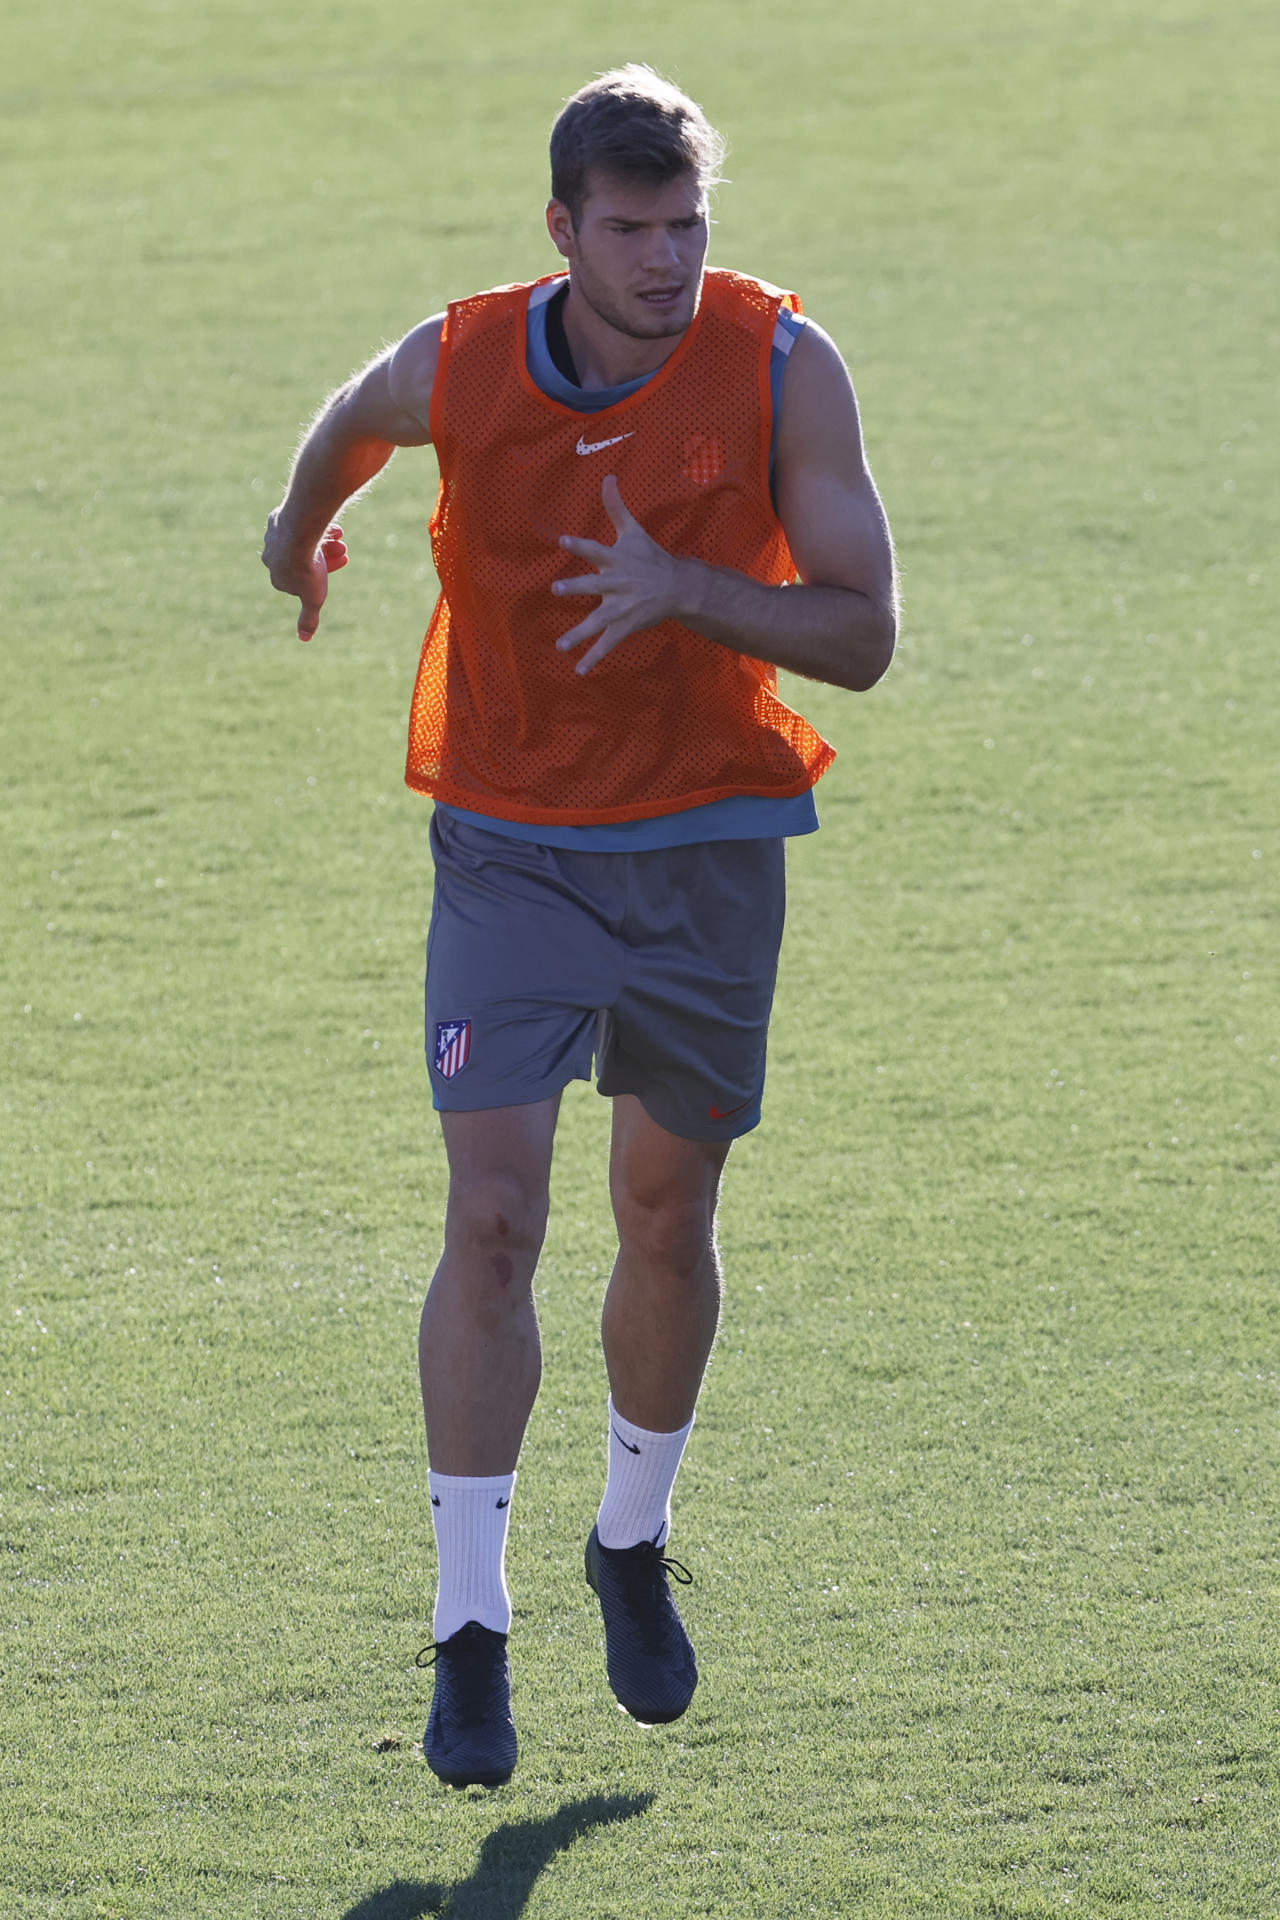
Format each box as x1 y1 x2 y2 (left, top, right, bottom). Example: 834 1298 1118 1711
559 281 689 391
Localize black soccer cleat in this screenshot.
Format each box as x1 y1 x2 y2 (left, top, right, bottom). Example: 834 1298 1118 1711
419 1621 517 1788
584 1524 698 1724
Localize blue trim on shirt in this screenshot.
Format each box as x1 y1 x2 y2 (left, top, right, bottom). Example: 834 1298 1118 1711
526 287 651 412
437 788 819 851
448 284 816 852
770 305 805 483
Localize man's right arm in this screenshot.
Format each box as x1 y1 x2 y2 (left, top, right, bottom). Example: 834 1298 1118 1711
262 314 445 641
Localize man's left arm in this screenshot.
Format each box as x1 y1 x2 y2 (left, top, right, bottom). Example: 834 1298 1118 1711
554 321 897 687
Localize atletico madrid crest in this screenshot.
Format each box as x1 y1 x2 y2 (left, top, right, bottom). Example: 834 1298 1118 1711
433 1019 472 1080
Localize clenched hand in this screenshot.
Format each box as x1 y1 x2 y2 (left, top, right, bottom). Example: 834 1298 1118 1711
262 516 349 642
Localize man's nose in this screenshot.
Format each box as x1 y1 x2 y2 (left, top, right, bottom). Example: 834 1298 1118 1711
642 229 681 273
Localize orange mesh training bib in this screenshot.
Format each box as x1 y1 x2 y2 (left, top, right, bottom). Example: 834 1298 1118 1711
405 267 836 824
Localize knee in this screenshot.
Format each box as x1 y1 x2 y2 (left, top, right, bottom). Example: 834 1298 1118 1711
613 1186 716 1280
445 1172 548 1284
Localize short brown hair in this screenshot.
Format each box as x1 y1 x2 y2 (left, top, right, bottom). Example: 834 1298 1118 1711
549 65 726 222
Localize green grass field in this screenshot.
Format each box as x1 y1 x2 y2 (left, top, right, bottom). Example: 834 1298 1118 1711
3 1 1277 1914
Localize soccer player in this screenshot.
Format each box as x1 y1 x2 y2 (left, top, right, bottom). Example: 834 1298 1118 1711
263 66 896 1788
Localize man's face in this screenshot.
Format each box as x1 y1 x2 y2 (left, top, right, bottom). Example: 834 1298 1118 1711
547 169 710 341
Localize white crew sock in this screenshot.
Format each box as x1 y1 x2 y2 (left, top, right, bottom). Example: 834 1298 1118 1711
595 1398 695 1550
429 1470 516 1641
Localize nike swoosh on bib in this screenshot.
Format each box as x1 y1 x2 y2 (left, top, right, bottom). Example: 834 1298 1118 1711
576 432 635 456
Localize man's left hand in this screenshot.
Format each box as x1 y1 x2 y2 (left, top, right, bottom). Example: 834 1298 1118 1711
553 476 687 674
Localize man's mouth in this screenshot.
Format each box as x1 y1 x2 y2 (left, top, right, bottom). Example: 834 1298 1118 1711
637 285 684 308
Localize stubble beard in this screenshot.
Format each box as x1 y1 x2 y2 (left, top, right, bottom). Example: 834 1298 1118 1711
572 255 701 342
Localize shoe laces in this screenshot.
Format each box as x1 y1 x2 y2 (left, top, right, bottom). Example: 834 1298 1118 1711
653 1546 694 1587
615 1540 694 1651
415 1623 506 1726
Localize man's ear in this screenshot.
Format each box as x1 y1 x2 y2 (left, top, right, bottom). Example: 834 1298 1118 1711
546 198 575 261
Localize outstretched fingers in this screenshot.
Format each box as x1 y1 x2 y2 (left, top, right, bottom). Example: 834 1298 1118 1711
556 604 610 653
572 627 630 675
558 533 611 564
601 472 636 533
553 573 607 598
552 476 661 672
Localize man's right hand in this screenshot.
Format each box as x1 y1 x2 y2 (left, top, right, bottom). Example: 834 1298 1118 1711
262 512 348 642
260 315 440 643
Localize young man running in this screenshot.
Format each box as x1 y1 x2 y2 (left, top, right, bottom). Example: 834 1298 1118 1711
263 66 896 1788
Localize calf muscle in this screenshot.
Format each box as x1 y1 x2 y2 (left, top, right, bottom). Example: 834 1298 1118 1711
419 1100 559 1475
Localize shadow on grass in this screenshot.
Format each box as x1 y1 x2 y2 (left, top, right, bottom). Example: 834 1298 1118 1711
342 1792 655 1920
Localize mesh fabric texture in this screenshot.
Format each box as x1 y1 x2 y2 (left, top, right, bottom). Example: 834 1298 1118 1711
405 268 836 825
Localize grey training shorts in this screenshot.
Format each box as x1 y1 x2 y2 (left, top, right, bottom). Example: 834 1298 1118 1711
424 811 787 1142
